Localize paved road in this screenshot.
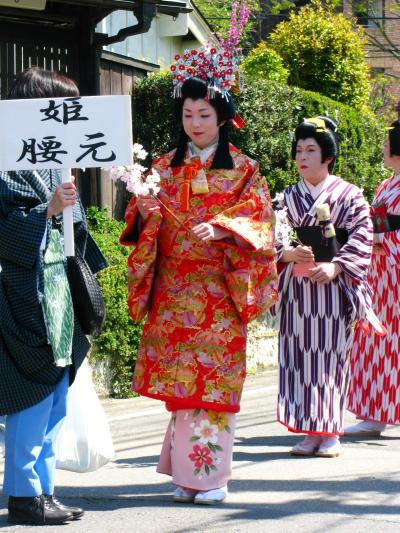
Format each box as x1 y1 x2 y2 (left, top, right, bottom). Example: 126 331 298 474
0 371 399 532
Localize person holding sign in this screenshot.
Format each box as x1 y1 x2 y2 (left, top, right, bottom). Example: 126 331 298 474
346 120 400 436
0 67 107 526
120 47 277 504
272 117 376 458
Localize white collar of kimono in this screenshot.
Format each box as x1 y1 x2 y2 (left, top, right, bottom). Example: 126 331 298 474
188 141 218 165
303 174 336 199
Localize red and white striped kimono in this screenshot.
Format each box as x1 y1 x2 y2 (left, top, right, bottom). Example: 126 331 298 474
348 172 400 425
272 176 373 435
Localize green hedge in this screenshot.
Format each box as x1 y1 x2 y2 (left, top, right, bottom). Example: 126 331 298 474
92 73 388 398
86 207 142 398
241 43 289 84
133 72 388 201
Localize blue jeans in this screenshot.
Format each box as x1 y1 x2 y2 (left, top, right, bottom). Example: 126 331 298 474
3 371 69 497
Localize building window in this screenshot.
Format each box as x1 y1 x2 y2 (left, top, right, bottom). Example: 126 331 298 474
354 0 384 29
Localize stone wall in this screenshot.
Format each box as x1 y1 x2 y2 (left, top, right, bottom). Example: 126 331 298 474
246 313 279 372
91 314 280 397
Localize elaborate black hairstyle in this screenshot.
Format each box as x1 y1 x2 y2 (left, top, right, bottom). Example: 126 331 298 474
388 120 400 157
291 116 339 173
8 66 79 99
170 77 236 169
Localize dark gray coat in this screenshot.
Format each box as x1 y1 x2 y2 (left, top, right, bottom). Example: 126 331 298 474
0 169 107 415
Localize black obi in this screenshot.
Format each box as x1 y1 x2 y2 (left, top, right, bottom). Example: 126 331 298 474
373 214 400 234
293 226 349 262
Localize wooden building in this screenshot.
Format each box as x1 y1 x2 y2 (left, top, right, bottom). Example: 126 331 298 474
98 3 212 216
0 0 191 209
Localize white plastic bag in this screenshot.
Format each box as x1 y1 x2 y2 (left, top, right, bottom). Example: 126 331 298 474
55 359 115 473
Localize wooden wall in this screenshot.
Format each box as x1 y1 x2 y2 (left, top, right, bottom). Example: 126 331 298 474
98 51 158 219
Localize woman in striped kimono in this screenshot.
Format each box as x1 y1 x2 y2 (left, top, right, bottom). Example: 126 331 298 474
273 117 373 457
346 120 400 436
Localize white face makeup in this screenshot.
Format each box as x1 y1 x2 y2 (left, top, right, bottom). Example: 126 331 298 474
295 138 332 185
182 98 219 149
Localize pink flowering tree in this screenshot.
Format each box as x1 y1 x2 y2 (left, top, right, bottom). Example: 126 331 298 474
218 0 255 53
196 0 259 51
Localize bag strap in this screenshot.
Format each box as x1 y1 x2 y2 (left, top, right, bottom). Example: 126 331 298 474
34 170 90 259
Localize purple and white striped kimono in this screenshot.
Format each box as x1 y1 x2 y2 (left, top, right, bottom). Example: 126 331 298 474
272 176 373 435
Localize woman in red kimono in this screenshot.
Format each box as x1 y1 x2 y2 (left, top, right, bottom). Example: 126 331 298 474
346 120 400 436
120 48 277 504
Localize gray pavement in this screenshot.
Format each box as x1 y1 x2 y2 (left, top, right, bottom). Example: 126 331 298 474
0 370 399 532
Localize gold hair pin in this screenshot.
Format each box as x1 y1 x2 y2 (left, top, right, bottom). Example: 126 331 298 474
304 117 327 132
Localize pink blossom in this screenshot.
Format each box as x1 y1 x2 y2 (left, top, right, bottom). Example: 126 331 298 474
198 352 216 369
230 392 239 405
219 0 254 53
193 420 218 445
188 445 213 468
174 383 187 397
106 143 160 196
146 346 158 361
212 389 223 401
207 282 225 298
220 317 232 329
153 383 165 393
161 310 173 321
181 240 193 251
182 311 197 327
222 180 235 192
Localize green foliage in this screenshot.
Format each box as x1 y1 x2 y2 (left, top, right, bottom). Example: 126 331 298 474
111 70 387 396
269 0 372 111
133 72 387 202
194 0 232 36
86 207 142 398
132 71 176 163
241 42 289 83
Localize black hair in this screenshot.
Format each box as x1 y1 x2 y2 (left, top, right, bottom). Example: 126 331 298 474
170 77 236 169
292 116 339 173
388 120 400 157
7 66 79 99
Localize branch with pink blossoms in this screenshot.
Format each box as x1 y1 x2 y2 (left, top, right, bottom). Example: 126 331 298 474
218 0 255 53
107 143 189 233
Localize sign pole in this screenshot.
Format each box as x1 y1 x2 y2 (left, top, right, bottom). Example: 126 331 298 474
61 168 75 257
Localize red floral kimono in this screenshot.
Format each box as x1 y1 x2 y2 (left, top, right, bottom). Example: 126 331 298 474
120 144 277 413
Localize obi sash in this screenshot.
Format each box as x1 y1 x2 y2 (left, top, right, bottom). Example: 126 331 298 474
371 202 400 233
374 214 400 233
293 226 349 262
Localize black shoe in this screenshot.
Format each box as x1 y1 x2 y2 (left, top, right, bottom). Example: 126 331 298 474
8 494 73 525
44 494 84 520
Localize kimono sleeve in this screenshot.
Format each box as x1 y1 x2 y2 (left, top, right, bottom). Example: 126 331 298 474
332 189 373 284
120 196 162 323
210 161 278 323
0 173 48 269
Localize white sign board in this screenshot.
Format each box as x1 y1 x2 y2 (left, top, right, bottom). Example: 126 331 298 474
0 95 133 171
